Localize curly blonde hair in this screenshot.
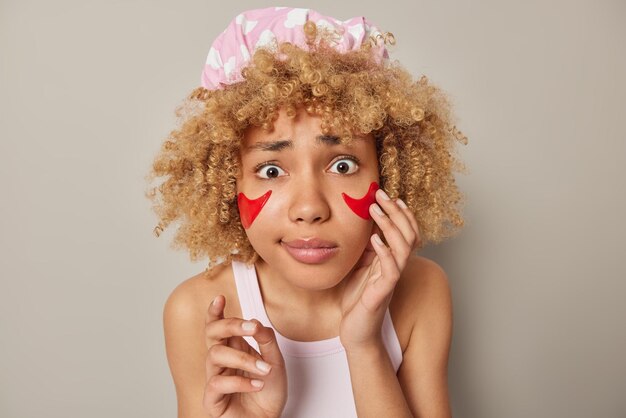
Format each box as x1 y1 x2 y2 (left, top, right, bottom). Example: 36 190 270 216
145 22 468 277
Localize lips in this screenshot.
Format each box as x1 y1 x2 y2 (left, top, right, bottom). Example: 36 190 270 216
280 238 339 264
281 238 338 249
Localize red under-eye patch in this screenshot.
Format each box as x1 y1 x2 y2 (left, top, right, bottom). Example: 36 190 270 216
237 190 272 229
342 181 379 220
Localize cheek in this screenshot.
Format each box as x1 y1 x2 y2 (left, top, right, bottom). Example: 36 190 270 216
237 190 272 229
341 181 379 220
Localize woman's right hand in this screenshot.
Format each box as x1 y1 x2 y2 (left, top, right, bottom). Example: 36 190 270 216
203 294 288 418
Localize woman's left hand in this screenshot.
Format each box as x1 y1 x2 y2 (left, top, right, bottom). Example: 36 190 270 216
339 189 422 352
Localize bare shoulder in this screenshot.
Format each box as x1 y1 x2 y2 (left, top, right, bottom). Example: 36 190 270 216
390 255 451 346
399 254 452 311
395 254 454 418
396 254 453 351
164 263 239 321
162 263 233 417
165 270 216 320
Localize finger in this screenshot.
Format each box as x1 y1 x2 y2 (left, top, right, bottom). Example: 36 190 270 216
394 197 422 250
369 224 382 248
353 226 377 269
205 295 226 350
207 331 262 380
227 332 253 352
205 318 260 379
206 294 225 324
369 201 411 271
205 295 261 347
250 320 284 371
203 372 265 418
208 344 272 378
205 315 260 349
354 246 376 270
205 373 265 400
374 189 417 251
370 233 401 294
205 295 227 344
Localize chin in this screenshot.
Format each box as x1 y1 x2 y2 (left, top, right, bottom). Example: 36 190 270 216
288 267 348 290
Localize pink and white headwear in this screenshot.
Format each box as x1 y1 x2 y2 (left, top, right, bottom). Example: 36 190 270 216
200 7 391 90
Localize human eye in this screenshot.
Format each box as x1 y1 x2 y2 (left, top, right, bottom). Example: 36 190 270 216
254 161 287 180
329 155 360 175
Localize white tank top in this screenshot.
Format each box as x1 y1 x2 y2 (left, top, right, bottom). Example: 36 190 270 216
231 260 403 418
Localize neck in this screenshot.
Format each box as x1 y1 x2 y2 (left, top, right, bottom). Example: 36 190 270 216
254 258 347 314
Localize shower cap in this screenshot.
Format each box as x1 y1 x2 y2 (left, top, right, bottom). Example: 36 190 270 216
200 6 391 90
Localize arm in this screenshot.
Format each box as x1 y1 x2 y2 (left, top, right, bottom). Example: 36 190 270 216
163 279 212 418
346 258 453 418
345 343 414 417
397 259 453 418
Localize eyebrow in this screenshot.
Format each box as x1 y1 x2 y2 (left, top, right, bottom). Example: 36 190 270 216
247 135 341 152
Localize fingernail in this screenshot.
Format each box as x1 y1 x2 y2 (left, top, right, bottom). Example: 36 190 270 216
242 321 256 331
372 203 384 216
256 360 271 373
377 189 390 200
251 379 264 388
373 233 384 246
396 198 408 209
211 296 218 308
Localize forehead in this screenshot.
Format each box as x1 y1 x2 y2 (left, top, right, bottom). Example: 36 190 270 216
241 107 373 152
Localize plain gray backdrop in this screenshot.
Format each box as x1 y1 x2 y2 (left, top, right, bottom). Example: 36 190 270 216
1 0 625 417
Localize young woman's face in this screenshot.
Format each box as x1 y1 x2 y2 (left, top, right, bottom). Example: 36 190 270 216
237 107 380 289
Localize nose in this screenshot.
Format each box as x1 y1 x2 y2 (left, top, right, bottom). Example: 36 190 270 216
286 175 331 225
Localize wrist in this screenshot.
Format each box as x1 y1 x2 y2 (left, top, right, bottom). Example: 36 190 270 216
343 339 386 358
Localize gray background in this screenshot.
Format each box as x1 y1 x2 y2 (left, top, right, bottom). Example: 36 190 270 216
1 0 625 417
